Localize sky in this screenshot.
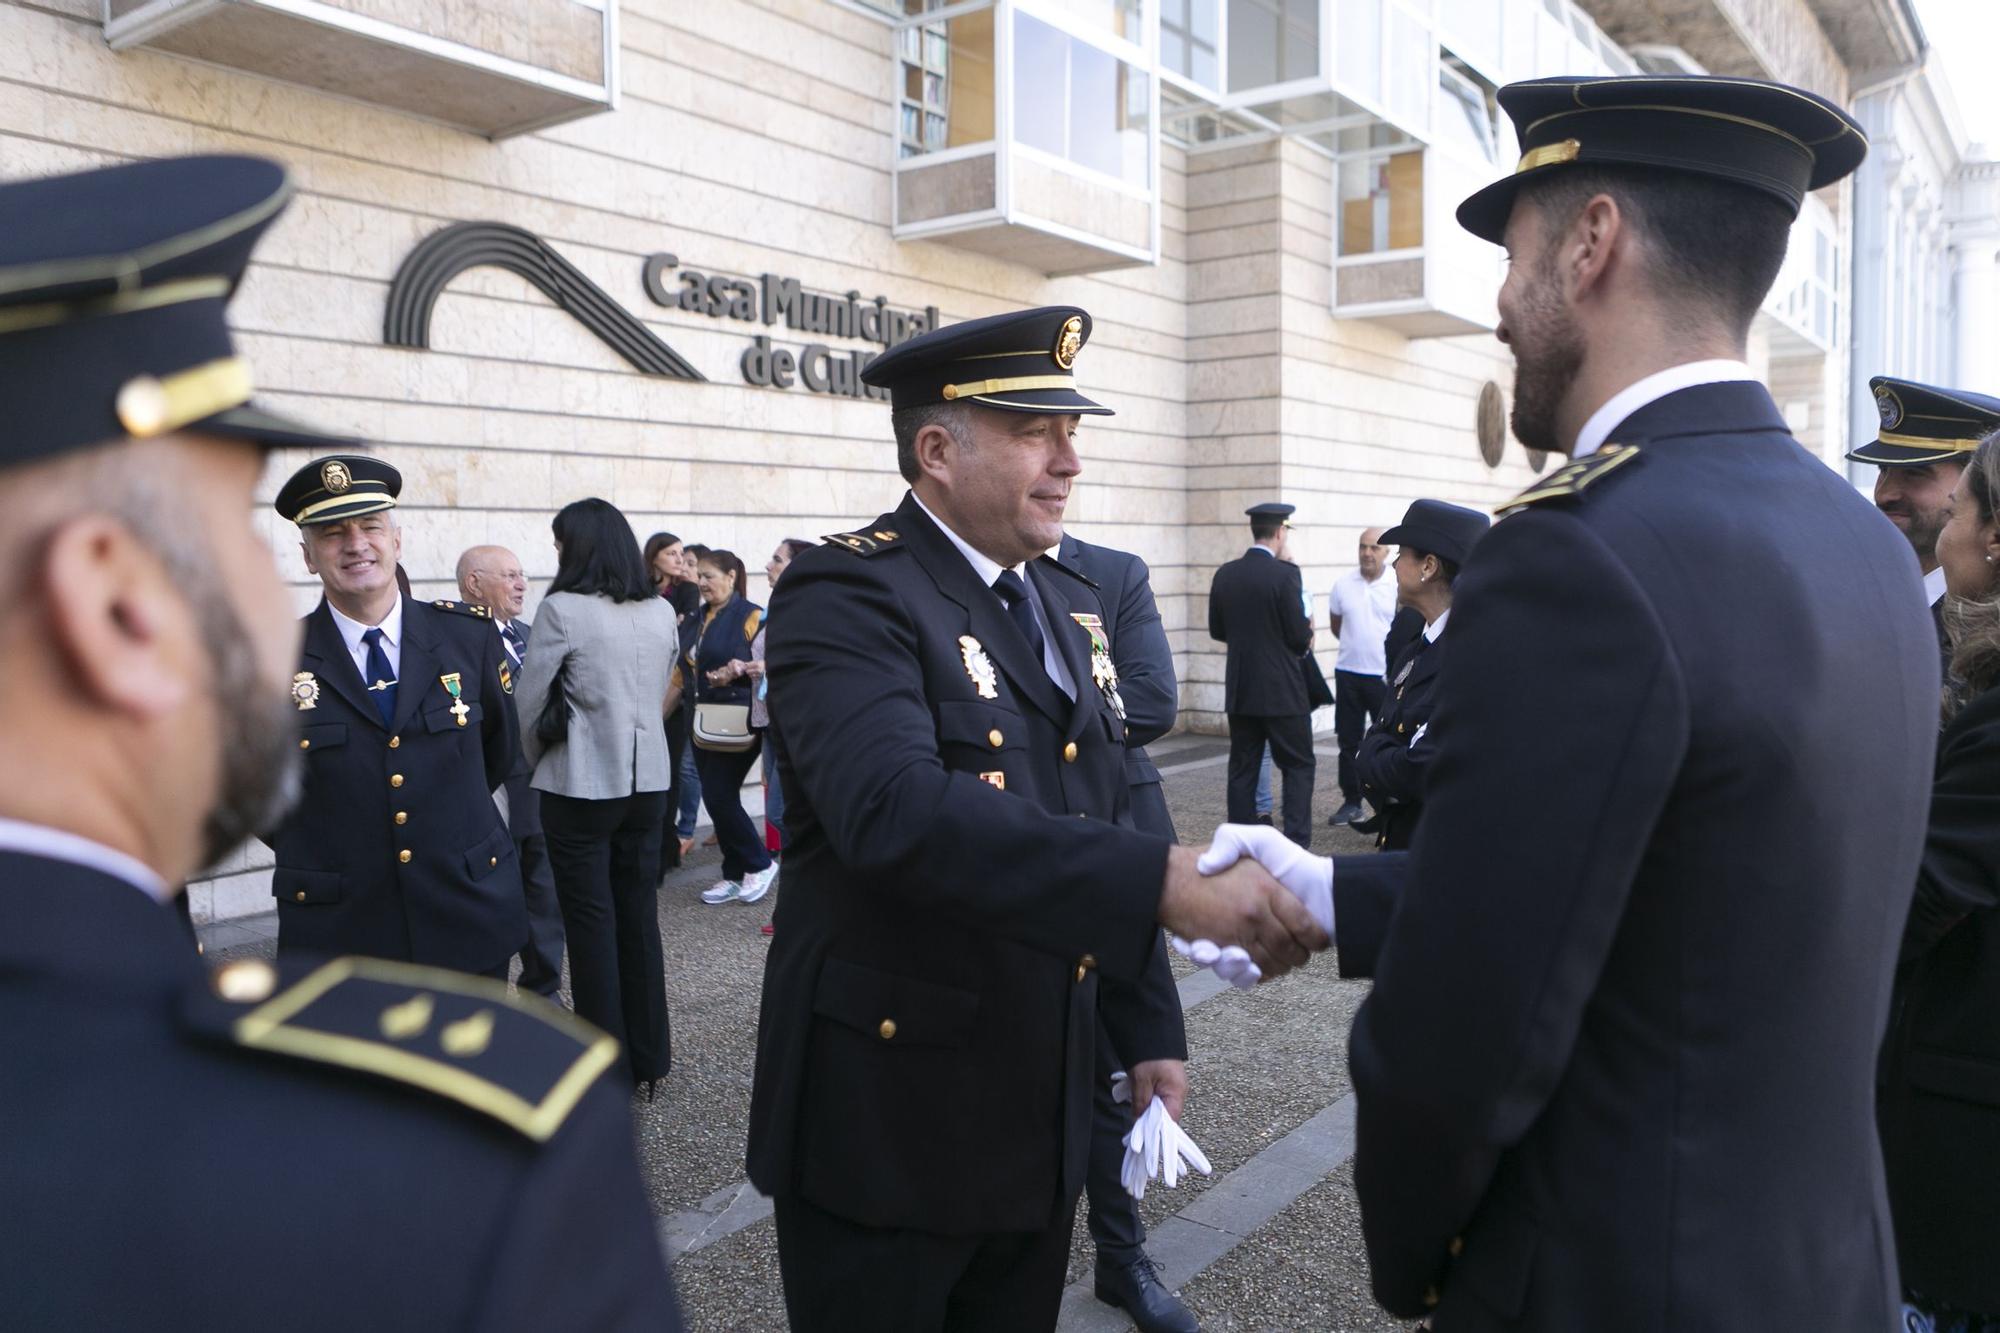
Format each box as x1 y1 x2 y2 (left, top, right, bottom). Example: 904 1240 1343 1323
1913 0 2000 149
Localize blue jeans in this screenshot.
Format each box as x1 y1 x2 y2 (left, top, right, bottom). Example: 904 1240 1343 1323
764 760 786 849
1255 745 1273 815
675 743 702 838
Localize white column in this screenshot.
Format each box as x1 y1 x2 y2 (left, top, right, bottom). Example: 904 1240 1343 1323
1954 232 2000 390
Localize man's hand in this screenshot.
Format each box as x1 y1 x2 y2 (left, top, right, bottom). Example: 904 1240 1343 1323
1197 824 1334 938
1129 1058 1187 1123
1157 845 1328 977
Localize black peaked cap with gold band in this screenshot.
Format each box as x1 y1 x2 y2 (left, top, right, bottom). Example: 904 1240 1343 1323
859 305 1113 416
274 454 402 527
1849 377 2000 468
0 154 356 468
1456 75 1867 245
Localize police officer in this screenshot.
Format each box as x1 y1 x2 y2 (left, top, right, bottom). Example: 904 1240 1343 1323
1053 530 1195 1332
1208 504 1316 846
1353 499 1487 852
265 457 527 978
1846 376 2000 678
0 154 677 1329
1323 76 1933 1327
747 306 1324 1332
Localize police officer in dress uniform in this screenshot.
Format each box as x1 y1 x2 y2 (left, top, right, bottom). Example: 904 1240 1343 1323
1308 77 1936 1328
1053 531 1196 1332
1208 504 1317 847
265 456 528 979
0 154 678 1330
1846 377 2000 680
746 306 1325 1333
1353 500 1487 853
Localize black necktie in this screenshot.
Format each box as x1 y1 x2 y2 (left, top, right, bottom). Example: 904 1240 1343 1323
361 627 398 727
991 570 1046 664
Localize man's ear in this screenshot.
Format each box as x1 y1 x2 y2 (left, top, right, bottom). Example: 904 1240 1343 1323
1566 193 1625 304
299 537 317 576
40 515 194 721
912 422 958 487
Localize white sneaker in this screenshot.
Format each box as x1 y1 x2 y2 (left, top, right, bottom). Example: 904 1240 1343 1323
738 864 779 904
700 880 741 905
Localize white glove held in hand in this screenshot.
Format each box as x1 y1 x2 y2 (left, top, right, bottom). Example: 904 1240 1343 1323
1197 824 1335 936
1118 1097 1213 1199
1170 934 1261 988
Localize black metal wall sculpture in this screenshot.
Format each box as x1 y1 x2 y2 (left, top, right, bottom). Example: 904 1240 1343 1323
383 221 704 381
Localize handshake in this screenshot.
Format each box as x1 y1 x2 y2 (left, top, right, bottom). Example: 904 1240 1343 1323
1156 824 1334 985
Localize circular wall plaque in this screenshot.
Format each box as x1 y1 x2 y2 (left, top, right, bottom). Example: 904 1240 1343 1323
1476 380 1506 468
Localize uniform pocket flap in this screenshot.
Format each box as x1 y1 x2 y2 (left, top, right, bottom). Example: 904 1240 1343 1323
298 723 347 752
1451 1196 1540 1319
1907 1049 2000 1106
935 700 1026 753
812 957 979 1048
425 700 484 734
462 823 515 881
273 867 343 904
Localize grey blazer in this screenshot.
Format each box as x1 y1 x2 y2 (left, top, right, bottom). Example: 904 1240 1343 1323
515 591 678 801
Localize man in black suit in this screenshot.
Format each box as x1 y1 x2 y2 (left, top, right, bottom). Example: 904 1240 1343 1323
1208 504 1315 847
265 457 528 979
0 153 678 1330
1319 76 1935 1328
1055 532 1194 1333
459 543 564 997
749 306 1324 1332
1845 376 2000 680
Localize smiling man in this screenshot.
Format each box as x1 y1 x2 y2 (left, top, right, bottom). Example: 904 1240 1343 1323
748 305 1324 1332
264 456 528 978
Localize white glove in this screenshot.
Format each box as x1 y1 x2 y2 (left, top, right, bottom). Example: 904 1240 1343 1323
1197 823 1334 937
1118 1096 1213 1200
1170 933 1262 989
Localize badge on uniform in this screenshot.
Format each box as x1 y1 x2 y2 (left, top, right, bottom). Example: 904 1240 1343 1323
978 771 1006 790
1069 613 1126 722
497 661 513 696
440 672 469 726
1394 657 1414 687
291 671 320 710
959 635 999 699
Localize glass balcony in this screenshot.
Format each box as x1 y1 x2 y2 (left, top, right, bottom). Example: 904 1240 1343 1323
892 0 1159 275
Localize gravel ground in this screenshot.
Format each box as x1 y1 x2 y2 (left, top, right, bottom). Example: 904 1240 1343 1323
199 728 1402 1332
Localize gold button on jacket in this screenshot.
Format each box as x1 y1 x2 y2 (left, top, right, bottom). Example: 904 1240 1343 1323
878 1019 897 1040
1062 741 1078 762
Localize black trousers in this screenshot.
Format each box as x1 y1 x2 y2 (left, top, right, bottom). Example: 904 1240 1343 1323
660 707 689 871
1333 669 1388 803
693 737 772 882
774 1193 1075 1333
1084 1018 1144 1260
512 828 565 998
1227 712 1315 847
539 789 671 1084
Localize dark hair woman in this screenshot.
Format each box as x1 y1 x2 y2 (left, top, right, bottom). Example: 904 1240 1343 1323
752 541 814 889
1881 434 2000 1332
514 498 678 1094
643 531 699 870
1352 499 1489 851
688 548 776 908
667 541 709 857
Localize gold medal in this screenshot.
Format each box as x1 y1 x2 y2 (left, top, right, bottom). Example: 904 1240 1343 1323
291 672 320 711
958 635 999 699
440 672 469 726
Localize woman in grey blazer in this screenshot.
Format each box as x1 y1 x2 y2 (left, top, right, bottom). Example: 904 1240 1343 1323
516 499 679 1093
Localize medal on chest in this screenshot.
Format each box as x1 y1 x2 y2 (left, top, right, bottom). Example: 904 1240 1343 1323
291 671 320 710
958 635 999 699
440 672 469 726
1069 614 1125 722
1394 657 1414 688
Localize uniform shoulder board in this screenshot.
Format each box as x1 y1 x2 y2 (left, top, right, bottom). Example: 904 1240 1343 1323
214 956 619 1142
822 527 904 557
430 598 491 619
1495 444 1642 517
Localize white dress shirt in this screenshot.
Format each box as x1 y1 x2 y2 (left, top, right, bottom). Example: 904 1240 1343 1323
0 816 167 901
1573 360 1759 458
913 493 1076 699
494 617 525 667
1925 566 1947 608
326 593 404 685
1423 608 1451 643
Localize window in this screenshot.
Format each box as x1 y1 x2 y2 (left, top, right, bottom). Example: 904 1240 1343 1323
1229 0 1319 91
1437 60 1497 162
1067 0 1144 43
1338 149 1423 255
1162 0 1221 89
897 8 996 158
1013 11 1151 186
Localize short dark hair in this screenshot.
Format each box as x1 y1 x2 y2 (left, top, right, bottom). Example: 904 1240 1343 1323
1516 165 1794 337
1250 516 1285 542
698 547 751 601
891 402 973 483
683 543 711 562
642 531 681 568
779 538 815 561
549 497 655 602
1405 547 1463 587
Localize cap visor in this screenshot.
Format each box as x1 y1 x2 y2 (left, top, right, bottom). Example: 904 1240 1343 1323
1845 442 1972 467
1455 177 1520 245
961 387 1114 417
191 402 361 451
1378 523 1417 546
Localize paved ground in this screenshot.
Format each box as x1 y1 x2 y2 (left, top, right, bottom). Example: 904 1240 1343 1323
200 732 1411 1332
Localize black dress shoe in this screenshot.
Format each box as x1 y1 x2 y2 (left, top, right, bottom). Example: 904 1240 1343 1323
1249 813 1274 827
1349 812 1382 835
1094 1252 1199 1333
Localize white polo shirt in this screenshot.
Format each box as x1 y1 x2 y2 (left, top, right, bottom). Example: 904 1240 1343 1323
1328 568 1398 676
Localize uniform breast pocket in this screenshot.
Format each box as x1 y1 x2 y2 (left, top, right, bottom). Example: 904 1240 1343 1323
935 700 1027 772
813 957 979 1049
462 823 515 881
423 700 484 734
296 723 347 755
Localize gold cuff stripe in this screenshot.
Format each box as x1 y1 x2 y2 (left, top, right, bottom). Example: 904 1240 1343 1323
940 374 1076 401
1876 431 1983 452
0 276 230 336
293 490 398 524
1515 139 1581 174
117 356 253 438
